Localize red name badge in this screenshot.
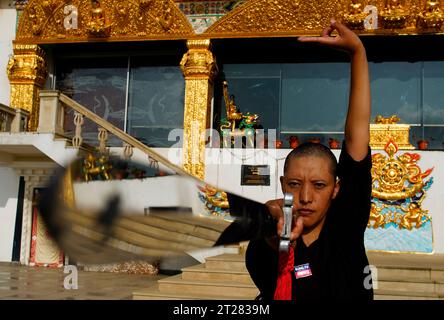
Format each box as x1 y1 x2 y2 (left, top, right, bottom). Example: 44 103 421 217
294 263 312 279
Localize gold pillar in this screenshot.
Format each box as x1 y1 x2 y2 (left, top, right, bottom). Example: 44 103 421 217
7 44 48 131
180 39 218 179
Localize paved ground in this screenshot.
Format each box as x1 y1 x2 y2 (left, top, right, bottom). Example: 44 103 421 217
0 263 167 300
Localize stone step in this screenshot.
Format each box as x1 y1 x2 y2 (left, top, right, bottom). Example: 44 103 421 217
127 215 223 242
158 274 259 298
181 263 254 285
375 267 433 283
368 252 444 271
375 294 443 300
374 280 438 297
118 218 215 248
204 254 247 271
133 284 255 300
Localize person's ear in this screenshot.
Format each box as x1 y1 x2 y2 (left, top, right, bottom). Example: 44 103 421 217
332 178 340 199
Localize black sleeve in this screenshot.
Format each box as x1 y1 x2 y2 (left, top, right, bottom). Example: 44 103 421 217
332 141 372 235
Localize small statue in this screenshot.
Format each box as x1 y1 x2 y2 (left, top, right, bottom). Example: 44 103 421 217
239 112 259 130
83 154 112 181
221 81 243 132
399 202 430 230
87 0 111 37
417 0 443 30
380 0 409 29
344 0 367 30
367 203 386 229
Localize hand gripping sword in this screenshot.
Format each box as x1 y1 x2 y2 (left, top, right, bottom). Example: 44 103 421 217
279 193 294 252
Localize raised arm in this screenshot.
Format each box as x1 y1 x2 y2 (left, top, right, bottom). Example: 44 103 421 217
298 20 371 161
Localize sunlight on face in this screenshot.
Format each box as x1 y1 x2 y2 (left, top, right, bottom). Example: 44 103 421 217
280 156 339 233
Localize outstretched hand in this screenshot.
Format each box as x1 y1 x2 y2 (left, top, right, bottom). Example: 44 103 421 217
265 199 304 243
298 19 364 55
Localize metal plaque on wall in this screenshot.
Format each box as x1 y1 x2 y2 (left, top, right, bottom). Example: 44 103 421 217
241 165 270 186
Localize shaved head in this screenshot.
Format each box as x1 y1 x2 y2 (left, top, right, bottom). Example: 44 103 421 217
283 142 338 178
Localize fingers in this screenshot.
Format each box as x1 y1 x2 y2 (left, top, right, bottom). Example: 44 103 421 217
265 198 283 221
321 24 334 37
290 216 304 241
330 19 348 34
298 36 337 46
298 18 345 44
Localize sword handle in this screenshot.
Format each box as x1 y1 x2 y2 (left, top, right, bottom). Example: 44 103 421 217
279 193 294 252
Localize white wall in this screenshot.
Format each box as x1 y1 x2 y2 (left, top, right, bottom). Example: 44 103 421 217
0 167 19 262
0 1 17 106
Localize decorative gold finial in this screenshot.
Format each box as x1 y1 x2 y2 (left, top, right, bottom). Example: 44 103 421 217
374 115 400 124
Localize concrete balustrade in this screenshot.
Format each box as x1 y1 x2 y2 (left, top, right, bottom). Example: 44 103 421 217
37 90 64 135
0 103 29 133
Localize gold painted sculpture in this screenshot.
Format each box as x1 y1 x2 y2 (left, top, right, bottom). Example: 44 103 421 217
399 202 430 230
198 185 230 218
380 0 409 29
417 0 444 30
28 6 43 36
370 114 414 150
83 154 112 182
372 140 433 200
374 114 400 124
369 139 434 230
344 0 367 30
220 81 260 147
221 81 243 132
203 185 229 209
368 203 386 229
87 0 112 37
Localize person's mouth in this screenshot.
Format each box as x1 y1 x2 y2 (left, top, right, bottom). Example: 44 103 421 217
297 208 315 216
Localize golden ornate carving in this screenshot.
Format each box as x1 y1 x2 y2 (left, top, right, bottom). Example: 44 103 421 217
220 81 260 148
417 0 444 30
198 185 231 219
375 114 401 124
344 0 367 30
87 0 112 37
371 139 433 201
368 202 387 228
15 0 194 44
205 0 347 37
380 0 410 29
370 115 414 150
7 44 47 131
221 81 243 134
180 40 218 179
369 139 434 230
203 0 440 37
82 153 112 182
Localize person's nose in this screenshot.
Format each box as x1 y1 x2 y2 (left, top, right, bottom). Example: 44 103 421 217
299 184 313 205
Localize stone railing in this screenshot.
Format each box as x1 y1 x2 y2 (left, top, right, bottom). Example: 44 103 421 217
0 103 29 133
38 90 192 178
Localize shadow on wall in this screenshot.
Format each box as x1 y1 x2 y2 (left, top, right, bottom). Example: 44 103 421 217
0 168 19 207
